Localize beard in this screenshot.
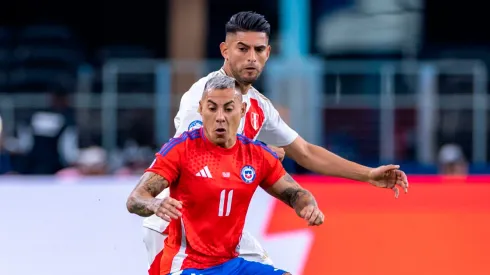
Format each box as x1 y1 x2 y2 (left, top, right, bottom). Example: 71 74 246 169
229 65 260 85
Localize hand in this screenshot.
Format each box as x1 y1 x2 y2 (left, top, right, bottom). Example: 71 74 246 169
150 197 183 222
368 164 409 198
268 145 285 162
298 204 324 226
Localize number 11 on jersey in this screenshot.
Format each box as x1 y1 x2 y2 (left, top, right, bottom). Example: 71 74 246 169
218 189 233 216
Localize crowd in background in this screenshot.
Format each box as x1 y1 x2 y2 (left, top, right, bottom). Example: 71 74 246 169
0 97 469 176
0 0 482 178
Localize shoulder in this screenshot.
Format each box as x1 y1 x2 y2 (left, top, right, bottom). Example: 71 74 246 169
159 129 203 156
237 134 279 160
249 87 272 104
248 87 277 113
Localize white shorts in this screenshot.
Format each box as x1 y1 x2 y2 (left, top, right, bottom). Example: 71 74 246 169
142 227 273 273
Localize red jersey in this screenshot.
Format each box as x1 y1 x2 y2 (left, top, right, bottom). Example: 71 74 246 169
146 128 286 274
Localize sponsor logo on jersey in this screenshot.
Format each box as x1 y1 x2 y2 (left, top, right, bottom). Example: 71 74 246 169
188 120 203 131
195 166 213 178
240 165 256 184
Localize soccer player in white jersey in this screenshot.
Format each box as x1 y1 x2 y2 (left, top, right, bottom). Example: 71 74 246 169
143 11 410 274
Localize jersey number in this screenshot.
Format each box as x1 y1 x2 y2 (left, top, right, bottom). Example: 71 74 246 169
218 189 233 216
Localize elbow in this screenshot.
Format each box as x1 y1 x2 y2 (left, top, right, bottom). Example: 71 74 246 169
126 194 154 217
289 143 311 165
126 196 136 214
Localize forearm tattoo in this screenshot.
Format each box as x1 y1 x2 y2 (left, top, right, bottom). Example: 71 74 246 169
127 173 168 217
278 174 317 209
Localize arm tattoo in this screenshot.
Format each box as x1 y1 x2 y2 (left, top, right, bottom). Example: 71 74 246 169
126 173 169 217
141 173 167 197
278 174 317 210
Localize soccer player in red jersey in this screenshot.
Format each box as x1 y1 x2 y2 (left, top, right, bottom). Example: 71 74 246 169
142 11 410 274
127 75 323 275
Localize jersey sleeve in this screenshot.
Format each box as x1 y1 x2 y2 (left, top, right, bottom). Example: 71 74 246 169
145 137 186 185
259 145 287 189
257 100 299 147
173 81 206 137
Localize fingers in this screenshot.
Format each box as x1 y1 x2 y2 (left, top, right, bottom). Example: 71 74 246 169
381 164 400 173
156 213 172 222
156 197 183 221
277 149 285 162
268 146 285 162
395 170 409 194
308 209 324 226
300 205 314 220
382 165 409 197
393 186 400 199
300 205 324 226
403 172 409 188
166 197 183 209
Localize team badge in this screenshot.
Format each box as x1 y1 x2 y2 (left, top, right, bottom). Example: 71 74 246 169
240 165 256 184
188 120 203 131
250 112 259 130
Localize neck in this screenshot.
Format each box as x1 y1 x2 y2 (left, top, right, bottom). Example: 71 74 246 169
222 63 250 95
221 137 237 149
204 128 237 149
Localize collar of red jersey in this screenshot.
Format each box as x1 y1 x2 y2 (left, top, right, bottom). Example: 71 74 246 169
200 127 240 155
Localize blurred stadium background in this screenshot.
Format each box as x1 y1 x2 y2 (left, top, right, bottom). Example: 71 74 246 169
0 0 489 275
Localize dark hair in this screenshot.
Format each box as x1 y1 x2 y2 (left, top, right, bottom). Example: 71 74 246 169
225 11 270 38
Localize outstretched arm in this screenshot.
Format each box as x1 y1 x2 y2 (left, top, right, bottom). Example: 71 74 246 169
284 137 409 197
264 173 323 226
259 99 369 181
284 136 371 182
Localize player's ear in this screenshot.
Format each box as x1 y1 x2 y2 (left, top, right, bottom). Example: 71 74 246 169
240 102 247 118
198 100 203 115
220 42 228 59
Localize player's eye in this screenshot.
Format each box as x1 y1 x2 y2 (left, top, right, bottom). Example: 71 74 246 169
239 47 247 52
226 108 233 112
208 106 216 111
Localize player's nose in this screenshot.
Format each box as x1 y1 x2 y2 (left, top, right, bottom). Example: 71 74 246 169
215 109 225 122
247 50 257 63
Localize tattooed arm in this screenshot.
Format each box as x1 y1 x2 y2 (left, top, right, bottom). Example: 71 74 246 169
126 172 170 217
264 173 324 226
265 173 316 212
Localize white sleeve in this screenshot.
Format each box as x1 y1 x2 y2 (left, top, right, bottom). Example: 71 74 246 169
257 101 298 147
173 84 204 138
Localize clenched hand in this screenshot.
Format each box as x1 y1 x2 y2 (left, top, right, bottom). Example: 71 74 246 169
150 197 183 222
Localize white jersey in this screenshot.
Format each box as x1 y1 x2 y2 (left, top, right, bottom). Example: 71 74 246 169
143 69 299 232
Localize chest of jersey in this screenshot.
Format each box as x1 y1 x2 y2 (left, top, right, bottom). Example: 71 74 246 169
173 144 264 218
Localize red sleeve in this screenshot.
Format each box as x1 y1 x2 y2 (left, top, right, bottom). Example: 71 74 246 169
145 137 186 185
259 145 287 189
